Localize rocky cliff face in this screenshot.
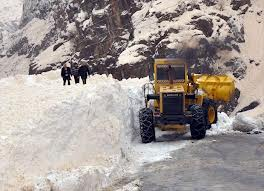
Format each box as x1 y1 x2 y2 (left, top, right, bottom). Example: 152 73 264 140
0 0 251 78
57 0 137 77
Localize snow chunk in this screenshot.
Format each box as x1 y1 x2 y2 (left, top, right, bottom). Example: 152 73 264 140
207 112 235 135
23 18 54 45
76 10 87 22
34 166 109 191
115 179 142 191
33 41 73 70
82 17 93 30
233 113 263 132
92 8 106 17
117 44 149 66
66 22 78 35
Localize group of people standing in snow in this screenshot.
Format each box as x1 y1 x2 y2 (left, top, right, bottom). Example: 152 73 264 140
61 62 91 86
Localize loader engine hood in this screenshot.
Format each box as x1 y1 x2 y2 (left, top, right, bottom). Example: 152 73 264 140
160 85 185 115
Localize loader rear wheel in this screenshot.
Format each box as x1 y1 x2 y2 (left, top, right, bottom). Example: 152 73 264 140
202 99 218 129
139 108 155 143
190 105 206 140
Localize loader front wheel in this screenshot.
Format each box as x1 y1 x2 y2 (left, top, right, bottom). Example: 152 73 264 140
190 105 206 140
139 108 155 143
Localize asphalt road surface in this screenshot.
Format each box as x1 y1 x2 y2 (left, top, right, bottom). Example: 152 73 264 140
141 134 264 191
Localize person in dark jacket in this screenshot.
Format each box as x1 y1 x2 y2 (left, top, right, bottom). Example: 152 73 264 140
71 63 80 84
61 64 71 86
78 63 90 85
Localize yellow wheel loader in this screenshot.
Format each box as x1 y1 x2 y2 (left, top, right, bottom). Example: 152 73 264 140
139 59 235 143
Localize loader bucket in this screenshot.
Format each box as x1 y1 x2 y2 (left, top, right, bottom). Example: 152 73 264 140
195 75 235 102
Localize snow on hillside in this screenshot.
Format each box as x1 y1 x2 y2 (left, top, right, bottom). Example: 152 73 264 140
0 0 23 42
235 0 264 118
0 72 239 190
228 0 264 133
118 0 243 66
0 17 71 78
0 54 30 78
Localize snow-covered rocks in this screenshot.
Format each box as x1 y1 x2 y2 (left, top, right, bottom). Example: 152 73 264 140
0 0 69 77
0 0 251 82
231 0 251 11
233 113 264 132
117 44 149 66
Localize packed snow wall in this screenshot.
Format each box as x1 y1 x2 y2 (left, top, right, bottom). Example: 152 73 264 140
0 73 145 190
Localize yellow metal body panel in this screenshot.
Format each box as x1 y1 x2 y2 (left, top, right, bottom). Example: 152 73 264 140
193 74 235 102
154 59 188 92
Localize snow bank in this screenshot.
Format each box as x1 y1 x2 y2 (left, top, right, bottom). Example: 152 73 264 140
207 112 264 134
207 112 236 135
233 113 264 132
0 73 143 190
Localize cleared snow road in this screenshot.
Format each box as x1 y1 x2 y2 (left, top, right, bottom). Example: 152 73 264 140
135 134 264 191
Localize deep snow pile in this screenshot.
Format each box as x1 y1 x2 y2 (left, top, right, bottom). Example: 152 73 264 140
0 72 142 190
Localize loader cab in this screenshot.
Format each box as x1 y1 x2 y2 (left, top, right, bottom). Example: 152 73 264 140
153 59 188 93
148 59 187 83
156 63 186 82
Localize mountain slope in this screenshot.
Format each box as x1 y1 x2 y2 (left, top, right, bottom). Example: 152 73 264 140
0 0 23 43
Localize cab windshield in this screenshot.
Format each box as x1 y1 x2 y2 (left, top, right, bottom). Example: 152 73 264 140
157 64 185 81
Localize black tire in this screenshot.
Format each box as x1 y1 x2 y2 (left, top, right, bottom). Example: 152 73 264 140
189 105 206 140
139 108 155 143
202 99 218 129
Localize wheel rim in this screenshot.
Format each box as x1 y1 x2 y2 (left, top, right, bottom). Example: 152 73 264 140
208 106 216 123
